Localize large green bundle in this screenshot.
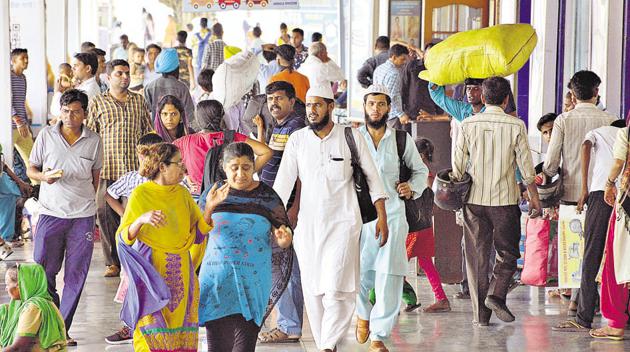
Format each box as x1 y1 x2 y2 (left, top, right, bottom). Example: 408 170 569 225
418 24 537 85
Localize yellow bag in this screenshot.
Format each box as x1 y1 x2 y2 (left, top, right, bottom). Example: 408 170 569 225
224 45 242 59
418 24 537 85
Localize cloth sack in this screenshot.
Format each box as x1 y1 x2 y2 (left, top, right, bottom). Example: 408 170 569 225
212 50 259 109
419 24 538 85
521 217 550 286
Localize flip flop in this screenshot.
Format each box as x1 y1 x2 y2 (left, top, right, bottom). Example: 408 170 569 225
551 320 589 332
589 328 624 341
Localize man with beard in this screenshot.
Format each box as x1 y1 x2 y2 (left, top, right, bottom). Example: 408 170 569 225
274 85 388 352
356 85 428 352
87 60 153 278
257 81 307 344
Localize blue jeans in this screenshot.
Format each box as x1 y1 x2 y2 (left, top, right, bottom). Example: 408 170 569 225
276 250 304 336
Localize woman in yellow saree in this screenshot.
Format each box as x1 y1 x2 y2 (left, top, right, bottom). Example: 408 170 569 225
116 142 214 351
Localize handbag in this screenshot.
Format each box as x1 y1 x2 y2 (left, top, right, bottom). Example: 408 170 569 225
344 127 378 224
395 130 433 231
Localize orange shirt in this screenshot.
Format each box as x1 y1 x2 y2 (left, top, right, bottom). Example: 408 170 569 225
268 69 310 103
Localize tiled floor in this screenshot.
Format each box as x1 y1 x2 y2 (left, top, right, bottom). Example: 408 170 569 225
1 241 628 351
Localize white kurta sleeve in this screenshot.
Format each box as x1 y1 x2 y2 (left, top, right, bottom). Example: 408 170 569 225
352 129 387 203
403 133 428 200
273 133 300 207
324 60 345 83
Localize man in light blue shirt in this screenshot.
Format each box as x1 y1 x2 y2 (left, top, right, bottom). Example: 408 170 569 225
373 44 411 128
428 78 485 122
356 85 428 352
257 47 282 90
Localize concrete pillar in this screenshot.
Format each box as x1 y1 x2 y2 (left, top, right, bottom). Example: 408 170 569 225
67 0 80 55
591 0 623 115
0 1 12 166
79 0 99 46
10 0 48 129
46 0 68 70
528 0 559 138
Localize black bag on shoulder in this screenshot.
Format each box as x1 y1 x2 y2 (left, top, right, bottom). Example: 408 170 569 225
344 127 378 224
395 130 433 232
200 130 236 196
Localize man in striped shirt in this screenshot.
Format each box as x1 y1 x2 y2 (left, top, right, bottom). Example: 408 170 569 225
452 77 541 327
543 71 618 203
87 59 153 278
10 48 35 183
257 81 306 344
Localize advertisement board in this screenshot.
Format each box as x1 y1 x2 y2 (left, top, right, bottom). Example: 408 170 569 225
183 0 299 12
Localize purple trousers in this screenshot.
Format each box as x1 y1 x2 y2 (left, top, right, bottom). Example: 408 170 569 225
33 214 95 331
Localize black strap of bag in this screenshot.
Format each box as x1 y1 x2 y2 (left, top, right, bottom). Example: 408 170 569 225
200 130 236 196
344 127 378 224
395 130 433 231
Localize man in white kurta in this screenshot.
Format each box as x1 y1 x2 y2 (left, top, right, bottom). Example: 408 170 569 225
274 85 388 352
298 42 345 87
356 85 428 352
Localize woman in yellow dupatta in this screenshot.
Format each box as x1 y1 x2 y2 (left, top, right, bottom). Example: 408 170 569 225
116 142 214 352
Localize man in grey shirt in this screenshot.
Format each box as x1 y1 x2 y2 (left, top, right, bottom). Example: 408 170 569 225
27 89 102 347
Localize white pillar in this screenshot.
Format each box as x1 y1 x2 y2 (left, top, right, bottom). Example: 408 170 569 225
591 0 623 115
528 0 559 137
10 0 48 129
0 1 12 166
46 0 68 70
79 0 99 46
67 0 80 55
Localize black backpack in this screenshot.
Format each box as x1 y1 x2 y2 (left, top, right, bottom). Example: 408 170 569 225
200 130 236 196
395 130 434 232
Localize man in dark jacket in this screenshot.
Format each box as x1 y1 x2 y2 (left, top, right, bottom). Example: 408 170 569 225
401 42 443 123
357 36 390 88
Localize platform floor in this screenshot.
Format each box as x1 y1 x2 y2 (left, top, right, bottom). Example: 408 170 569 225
0 241 628 352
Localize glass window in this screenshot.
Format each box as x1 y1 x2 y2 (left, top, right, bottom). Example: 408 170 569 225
432 4 482 40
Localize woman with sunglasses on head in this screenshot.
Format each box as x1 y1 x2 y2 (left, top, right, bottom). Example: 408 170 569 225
116 142 214 352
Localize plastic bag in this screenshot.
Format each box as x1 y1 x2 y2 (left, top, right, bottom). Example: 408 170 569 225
418 24 537 85
521 217 550 286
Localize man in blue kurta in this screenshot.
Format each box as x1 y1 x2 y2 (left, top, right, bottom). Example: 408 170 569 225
356 85 428 352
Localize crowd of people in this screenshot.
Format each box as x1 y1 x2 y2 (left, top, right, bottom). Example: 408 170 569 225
0 14 629 352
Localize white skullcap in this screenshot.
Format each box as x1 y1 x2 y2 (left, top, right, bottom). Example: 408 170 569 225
364 84 390 98
306 85 334 100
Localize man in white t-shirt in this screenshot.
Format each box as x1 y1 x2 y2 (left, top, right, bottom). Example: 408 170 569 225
50 53 101 121
554 119 625 332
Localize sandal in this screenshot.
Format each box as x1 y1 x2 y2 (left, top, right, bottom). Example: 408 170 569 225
589 327 624 341
258 328 300 343
404 303 421 312
551 320 589 332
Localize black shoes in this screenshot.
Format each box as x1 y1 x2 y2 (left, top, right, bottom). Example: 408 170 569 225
485 295 515 322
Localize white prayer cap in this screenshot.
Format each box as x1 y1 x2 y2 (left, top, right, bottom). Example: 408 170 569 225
364 84 390 98
306 85 334 100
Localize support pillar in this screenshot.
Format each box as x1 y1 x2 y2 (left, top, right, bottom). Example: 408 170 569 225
10 0 47 130
0 1 12 165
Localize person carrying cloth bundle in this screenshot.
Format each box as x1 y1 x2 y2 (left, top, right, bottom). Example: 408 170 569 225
0 263 67 351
